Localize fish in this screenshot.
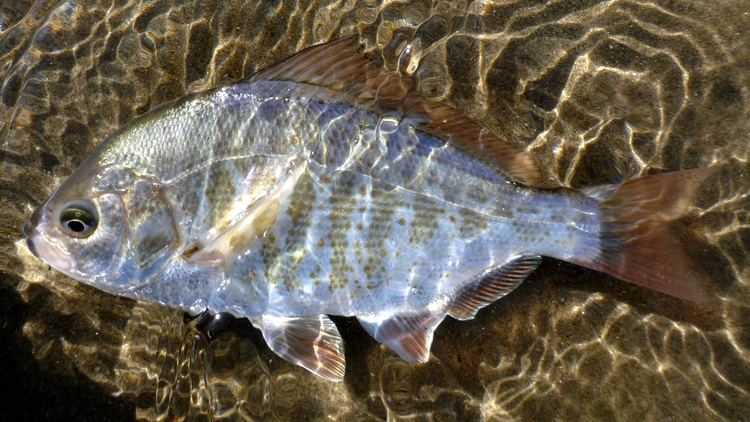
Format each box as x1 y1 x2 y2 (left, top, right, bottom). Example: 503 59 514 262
23 36 714 382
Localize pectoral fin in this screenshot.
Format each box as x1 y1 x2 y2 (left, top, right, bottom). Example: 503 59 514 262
359 310 445 363
448 254 542 320
260 314 346 382
184 161 306 266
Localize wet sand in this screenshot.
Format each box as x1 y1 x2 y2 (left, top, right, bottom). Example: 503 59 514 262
1 1 749 420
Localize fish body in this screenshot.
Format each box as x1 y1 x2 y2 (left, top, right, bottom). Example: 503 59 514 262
101 80 596 315
24 37 712 381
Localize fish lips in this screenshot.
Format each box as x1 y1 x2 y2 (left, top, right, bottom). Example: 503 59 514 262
24 224 38 258
24 205 74 273
24 205 43 258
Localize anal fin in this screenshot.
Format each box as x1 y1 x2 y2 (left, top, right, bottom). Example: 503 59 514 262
260 314 345 382
448 254 542 321
359 310 445 363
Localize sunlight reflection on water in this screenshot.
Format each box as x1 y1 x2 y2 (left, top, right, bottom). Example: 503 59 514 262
1 0 749 420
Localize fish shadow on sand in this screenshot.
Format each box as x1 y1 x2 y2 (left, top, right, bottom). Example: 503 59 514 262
0 271 135 419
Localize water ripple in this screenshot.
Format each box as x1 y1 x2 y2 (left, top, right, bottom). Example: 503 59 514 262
1 0 749 420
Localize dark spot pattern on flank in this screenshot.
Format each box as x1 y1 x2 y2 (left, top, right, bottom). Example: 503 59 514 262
2 1 749 420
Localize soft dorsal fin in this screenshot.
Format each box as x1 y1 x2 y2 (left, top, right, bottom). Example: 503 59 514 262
401 97 542 185
259 314 346 382
246 36 542 186
358 310 445 363
449 254 542 321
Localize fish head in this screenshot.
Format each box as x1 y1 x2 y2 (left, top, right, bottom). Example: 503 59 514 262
24 161 179 295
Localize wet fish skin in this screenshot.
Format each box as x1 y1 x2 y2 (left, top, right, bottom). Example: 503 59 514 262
31 78 598 313
24 37 712 381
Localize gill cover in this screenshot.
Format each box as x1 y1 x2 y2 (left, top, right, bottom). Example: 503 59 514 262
119 179 179 283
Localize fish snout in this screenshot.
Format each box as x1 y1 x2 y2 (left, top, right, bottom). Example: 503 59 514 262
24 206 43 258
24 234 38 259
24 221 39 258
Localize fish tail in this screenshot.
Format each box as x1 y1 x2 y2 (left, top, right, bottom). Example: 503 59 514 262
573 168 716 302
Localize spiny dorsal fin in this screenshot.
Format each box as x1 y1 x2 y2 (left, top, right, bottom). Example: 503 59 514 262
358 310 445 363
260 314 346 382
248 36 383 95
449 254 542 321
247 36 542 186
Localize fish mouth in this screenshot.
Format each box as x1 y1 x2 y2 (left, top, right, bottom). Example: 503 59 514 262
24 205 44 258
29 237 72 273
24 232 39 258
23 220 40 258
23 221 72 273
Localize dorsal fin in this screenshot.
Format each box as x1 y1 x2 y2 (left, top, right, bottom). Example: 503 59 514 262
247 36 383 95
449 254 542 320
246 36 542 186
401 97 542 185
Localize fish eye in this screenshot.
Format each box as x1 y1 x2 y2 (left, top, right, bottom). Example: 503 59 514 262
59 201 98 237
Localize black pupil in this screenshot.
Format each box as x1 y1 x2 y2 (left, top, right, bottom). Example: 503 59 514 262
66 220 86 232
60 205 97 235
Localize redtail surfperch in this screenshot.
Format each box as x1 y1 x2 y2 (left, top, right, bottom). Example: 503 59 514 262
24 36 713 381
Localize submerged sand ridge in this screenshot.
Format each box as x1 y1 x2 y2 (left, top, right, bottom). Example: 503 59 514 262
1 0 749 420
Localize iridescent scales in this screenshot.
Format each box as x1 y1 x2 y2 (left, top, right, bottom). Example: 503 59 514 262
25 36 714 382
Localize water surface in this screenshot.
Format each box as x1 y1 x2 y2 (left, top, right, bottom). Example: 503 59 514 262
1 1 749 420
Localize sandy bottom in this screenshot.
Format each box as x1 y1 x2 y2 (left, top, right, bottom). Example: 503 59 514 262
1 1 749 420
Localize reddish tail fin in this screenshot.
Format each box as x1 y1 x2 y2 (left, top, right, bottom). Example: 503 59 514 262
575 168 716 302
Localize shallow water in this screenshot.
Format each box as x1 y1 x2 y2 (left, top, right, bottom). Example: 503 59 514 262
1 0 749 420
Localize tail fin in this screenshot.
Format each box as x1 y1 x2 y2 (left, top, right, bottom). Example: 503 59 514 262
575 168 716 302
